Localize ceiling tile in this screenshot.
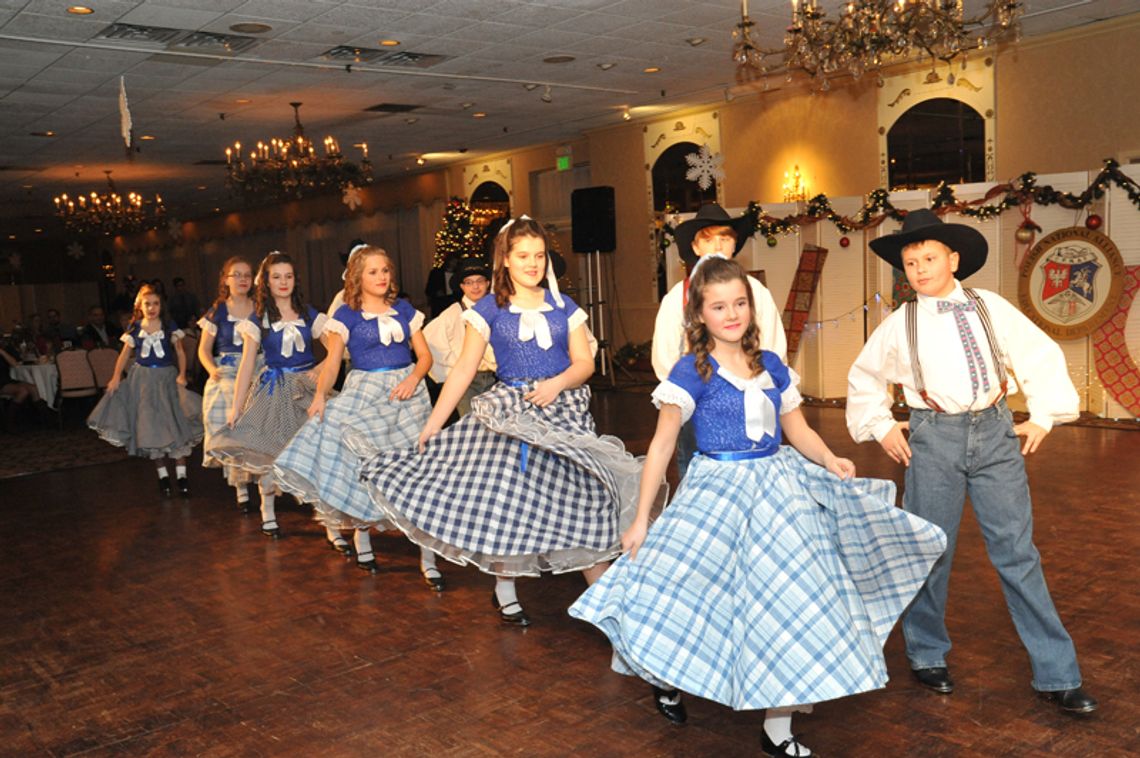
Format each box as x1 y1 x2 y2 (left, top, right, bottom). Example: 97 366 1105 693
2 11 107 42
118 4 228 29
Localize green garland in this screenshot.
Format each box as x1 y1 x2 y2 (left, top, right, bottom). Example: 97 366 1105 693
661 158 1140 253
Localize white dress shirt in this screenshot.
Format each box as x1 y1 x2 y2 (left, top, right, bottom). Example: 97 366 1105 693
422 297 497 383
846 281 1079 443
651 274 787 381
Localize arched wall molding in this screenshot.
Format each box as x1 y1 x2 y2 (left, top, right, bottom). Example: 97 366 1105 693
462 158 514 203
878 56 996 187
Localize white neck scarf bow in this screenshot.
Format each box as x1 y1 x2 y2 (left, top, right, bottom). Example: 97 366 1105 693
361 310 404 346
716 366 777 442
139 330 165 359
226 311 244 345
272 319 306 358
510 303 554 350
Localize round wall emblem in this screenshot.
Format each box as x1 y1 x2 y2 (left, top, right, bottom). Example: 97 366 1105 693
1018 226 1125 340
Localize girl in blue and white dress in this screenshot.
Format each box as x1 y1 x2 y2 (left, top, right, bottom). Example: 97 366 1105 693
358 216 652 626
197 257 258 509
88 283 203 497
569 257 947 758
208 252 328 538
274 246 444 587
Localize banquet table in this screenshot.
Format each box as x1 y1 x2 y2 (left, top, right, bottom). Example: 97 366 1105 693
10 362 59 408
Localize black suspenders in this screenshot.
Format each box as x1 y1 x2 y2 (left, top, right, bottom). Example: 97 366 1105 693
904 288 1008 413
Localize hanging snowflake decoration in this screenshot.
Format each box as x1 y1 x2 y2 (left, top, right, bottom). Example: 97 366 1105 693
685 143 725 190
66 242 85 260
167 218 183 241
342 183 363 211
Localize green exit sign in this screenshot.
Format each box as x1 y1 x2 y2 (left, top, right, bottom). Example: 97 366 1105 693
556 155 571 171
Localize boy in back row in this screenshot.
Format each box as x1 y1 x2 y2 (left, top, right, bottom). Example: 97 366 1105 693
846 209 1097 713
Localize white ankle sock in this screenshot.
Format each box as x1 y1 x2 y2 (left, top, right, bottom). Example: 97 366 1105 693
495 578 519 608
354 529 373 560
420 547 440 576
325 526 344 543
260 493 276 524
235 485 249 503
175 464 187 478
156 466 169 479
764 708 810 756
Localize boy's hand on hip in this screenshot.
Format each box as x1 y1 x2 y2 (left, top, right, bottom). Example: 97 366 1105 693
879 421 911 466
1013 420 1048 455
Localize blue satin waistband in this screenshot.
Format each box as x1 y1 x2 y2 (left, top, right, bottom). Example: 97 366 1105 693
357 363 411 373
260 364 312 395
700 449 773 461
217 353 240 367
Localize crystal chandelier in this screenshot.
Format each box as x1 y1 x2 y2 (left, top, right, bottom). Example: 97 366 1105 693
52 170 165 236
224 102 372 203
733 0 1025 89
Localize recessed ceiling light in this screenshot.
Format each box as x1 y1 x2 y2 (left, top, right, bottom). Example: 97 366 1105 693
34 228 43 233
7 234 15 240
416 156 426 165
66 6 94 15
543 55 575 64
686 37 706 47
197 185 207 190
229 22 272 34
461 102 474 109
234 98 252 104
139 135 155 141
472 112 487 119
524 83 539 91
379 39 400 47
405 117 419 125
30 131 55 137
597 63 616 71
643 66 661 74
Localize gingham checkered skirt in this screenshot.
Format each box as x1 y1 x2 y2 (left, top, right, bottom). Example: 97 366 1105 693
355 382 652 576
87 364 203 460
275 366 428 530
200 359 253 486
207 367 318 477
569 446 946 710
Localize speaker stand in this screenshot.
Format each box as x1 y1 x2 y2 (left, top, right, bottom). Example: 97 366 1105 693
584 249 634 386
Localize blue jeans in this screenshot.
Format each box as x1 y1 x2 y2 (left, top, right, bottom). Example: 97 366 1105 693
901 401 1082 692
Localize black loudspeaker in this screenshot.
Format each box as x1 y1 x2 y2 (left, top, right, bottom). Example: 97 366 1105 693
571 186 616 253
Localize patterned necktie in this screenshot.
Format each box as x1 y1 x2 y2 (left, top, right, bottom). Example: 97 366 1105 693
937 299 991 398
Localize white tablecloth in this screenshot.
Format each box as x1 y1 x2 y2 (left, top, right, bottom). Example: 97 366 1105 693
10 363 58 408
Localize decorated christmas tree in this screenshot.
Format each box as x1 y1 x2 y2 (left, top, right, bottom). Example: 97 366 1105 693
433 197 485 269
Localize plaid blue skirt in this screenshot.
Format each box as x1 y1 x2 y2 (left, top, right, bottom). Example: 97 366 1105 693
87 364 203 460
569 446 947 710
200 356 253 486
275 366 428 530
356 382 654 576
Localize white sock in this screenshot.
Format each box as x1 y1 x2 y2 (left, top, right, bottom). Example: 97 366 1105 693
354 529 373 560
234 485 249 503
764 708 810 756
494 578 519 608
260 493 276 524
175 464 187 478
325 526 347 544
420 547 440 576
156 466 169 479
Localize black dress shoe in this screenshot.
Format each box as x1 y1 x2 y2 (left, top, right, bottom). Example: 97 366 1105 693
237 499 253 514
1040 686 1098 714
356 551 379 574
421 568 445 592
177 477 190 496
260 519 280 538
761 730 811 757
491 591 531 626
912 666 954 693
326 536 353 557
159 478 172 497
651 686 687 726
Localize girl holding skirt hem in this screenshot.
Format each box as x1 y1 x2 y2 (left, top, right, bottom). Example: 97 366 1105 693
88 283 203 496
568 257 946 756
273 246 443 586
357 216 657 626
207 251 328 539
197 257 258 509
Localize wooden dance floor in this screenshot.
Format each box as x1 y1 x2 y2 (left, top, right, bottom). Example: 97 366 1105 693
2 393 1137 756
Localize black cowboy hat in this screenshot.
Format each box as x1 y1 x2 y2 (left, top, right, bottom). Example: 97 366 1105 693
450 256 491 292
869 208 988 280
674 203 754 268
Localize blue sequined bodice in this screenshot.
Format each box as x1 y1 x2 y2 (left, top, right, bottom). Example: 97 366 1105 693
471 291 581 381
207 302 253 356
130 321 179 368
333 299 419 371
261 306 319 369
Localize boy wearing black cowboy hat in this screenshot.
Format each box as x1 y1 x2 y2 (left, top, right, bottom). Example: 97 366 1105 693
846 208 1096 714
650 203 786 482
423 256 498 416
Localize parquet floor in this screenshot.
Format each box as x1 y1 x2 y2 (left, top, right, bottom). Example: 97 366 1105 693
1 394 1137 757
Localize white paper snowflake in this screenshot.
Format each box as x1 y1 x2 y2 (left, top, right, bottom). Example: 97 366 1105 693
167 218 183 241
66 242 85 260
342 183 363 210
685 143 725 190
